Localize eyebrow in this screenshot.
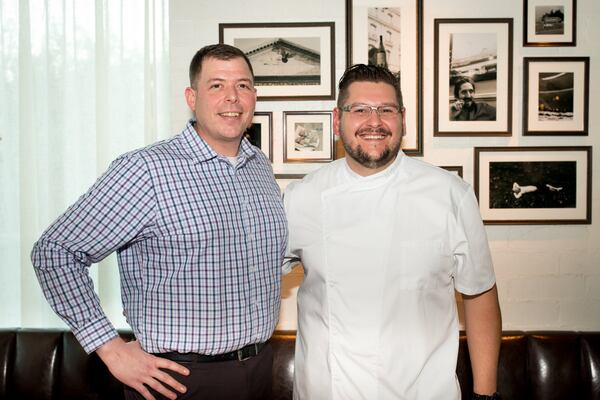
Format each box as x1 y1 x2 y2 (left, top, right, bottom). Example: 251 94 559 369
206 78 253 84
349 102 399 107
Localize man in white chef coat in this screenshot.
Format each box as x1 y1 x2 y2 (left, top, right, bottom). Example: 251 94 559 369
283 64 502 400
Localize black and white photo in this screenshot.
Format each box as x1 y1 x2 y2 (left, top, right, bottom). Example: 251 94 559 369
537 71 573 121
448 32 497 122
235 37 321 87
367 8 401 75
293 122 323 152
489 161 575 209
535 6 565 35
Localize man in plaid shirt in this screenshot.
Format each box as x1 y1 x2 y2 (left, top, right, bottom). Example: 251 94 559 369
32 44 288 400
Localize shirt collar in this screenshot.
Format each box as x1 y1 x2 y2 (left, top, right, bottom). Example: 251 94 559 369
181 119 257 164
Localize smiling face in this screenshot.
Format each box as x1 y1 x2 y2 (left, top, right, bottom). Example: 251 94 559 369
457 81 475 108
334 81 405 176
185 56 257 156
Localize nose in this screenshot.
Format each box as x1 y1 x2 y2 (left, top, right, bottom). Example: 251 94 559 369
224 85 239 102
365 108 383 125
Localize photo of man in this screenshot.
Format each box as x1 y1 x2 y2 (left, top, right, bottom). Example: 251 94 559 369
448 32 498 121
450 76 497 121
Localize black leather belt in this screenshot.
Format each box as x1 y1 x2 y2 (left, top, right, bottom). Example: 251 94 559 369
155 342 266 363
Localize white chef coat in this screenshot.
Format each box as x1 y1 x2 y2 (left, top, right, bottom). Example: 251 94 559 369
283 152 495 400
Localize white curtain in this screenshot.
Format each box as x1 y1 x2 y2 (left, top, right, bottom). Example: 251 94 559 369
0 0 170 329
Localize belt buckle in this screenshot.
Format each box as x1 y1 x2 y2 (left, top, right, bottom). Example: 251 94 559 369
237 344 258 361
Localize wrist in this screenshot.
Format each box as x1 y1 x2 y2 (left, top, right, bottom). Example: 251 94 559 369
96 336 126 361
472 392 501 400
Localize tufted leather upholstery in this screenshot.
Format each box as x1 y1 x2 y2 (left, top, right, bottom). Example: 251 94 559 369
0 329 598 399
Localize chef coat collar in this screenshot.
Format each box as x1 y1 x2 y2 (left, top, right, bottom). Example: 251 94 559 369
344 149 405 183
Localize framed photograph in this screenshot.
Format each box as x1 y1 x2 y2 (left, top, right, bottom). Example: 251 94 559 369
474 146 592 225
440 165 463 178
245 112 273 161
523 57 589 136
345 0 423 156
219 22 335 101
283 111 334 163
524 0 576 46
434 18 513 136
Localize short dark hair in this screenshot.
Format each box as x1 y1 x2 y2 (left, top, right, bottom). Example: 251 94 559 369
337 64 403 109
188 44 254 88
453 76 475 99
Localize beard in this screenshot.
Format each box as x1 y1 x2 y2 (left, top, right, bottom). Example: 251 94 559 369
341 126 401 170
462 97 474 109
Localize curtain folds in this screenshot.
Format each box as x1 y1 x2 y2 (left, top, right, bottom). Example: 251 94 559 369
0 0 170 329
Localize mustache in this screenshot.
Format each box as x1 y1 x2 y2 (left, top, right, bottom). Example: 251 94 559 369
356 127 392 136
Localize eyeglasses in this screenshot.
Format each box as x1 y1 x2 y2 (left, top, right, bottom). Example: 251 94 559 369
340 103 402 118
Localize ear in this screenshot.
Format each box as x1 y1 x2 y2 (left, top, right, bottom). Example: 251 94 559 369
184 87 196 112
333 107 342 138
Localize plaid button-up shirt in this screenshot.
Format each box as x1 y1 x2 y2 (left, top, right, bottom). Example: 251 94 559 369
32 120 288 354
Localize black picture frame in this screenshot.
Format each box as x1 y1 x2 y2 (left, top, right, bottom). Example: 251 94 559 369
434 18 513 137
440 165 463 178
245 112 273 161
523 57 589 136
523 0 576 47
219 22 336 101
474 146 592 225
283 111 334 163
345 0 423 156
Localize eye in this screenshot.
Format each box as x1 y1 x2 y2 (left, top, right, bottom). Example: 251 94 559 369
210 83 223 89
379 106 397 115
350 105 370 114
237 82 253 91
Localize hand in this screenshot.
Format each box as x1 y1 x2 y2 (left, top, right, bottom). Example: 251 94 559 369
96 337 190 400
450 99 464 118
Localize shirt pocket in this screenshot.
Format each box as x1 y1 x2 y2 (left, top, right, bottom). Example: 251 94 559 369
387 240 453 289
